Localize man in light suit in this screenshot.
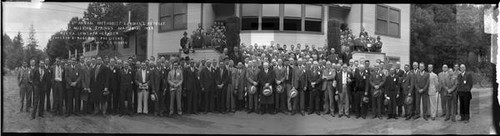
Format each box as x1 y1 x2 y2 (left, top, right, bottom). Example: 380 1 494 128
428 64 440 120
51 58 65 116
168 61 184 116
336 64 353 118
135 62 150 114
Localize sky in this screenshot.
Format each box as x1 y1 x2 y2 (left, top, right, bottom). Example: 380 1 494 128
3 2 89 50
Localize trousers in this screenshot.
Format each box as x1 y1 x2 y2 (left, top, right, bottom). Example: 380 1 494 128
458 91 472 120
170 87 182 114
415 91 430 117
338 86 350 115
137 89 149 113
19 83 33 111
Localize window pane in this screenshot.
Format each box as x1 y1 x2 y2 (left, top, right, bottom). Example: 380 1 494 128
284 18 301 31
241 17 258 30
376 19 387 34
305 20 321 32
262 4 279 17
305 5 322 19
160 16 173 31
160 3 173 17
284 4 302 17
262 17 279 30
389 9 399 22
242 4 260 17
173 3 187 14
388 22 399 36
174 14 186 29
376 5 388 20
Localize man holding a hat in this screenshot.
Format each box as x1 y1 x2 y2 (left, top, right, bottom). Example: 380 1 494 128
385 68 400 119
322 61 336 116
353 64 370 119
246 60 260 114
307 61 323 115
258 62 275 114
369 63 386 119
335 63 353 118
401 64 415 120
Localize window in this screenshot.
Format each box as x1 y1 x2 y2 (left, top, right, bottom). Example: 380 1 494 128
305 5 322 32
284 4 302 31
159 3 187 32
262 4 279 30
376 5 400 37
240 4 323 33
241 4 260 30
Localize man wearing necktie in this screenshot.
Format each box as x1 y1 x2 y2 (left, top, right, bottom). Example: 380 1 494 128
90 57 110 115
17 61 30 113
51 58 65 116
258 62 275 114
410 61 419 119
200 60 215 113
394 62 405 117
369 63 385 119
401 64 415 120
336 64 353 118
246 61 260 114
168 61 184 116
274 59 287 114
41 58 53 116
414 62 430 120
457 64 473 123
30 59 41 119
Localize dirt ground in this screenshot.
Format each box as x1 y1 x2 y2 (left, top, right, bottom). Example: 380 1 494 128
2 75 496 134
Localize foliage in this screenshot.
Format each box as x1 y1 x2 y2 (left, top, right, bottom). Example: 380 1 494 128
2 33 25 69
410 4 491 74
327 19 341 54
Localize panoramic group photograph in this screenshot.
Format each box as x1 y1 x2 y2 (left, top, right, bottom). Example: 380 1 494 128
2 1 499 135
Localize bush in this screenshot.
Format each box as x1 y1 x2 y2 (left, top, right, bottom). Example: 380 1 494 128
328 19 341 54
224 16 241 55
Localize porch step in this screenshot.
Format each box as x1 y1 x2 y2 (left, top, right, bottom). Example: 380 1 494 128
180 48 222 62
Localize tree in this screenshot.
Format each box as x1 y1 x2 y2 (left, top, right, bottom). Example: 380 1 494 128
83 2 128 50
5 32 25 69
3 34 13 69
46 31 70 60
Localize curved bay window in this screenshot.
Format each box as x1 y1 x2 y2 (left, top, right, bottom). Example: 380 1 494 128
240 4 323 33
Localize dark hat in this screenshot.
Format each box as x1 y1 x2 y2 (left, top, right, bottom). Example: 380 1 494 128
183 31 188 35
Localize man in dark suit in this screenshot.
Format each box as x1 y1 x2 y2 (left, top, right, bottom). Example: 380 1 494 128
183 60 198 114
200 60 215 113
107 58 121 115
370 63 386 119
159 61 170 116
410 62 420 118
336 64 353 118
394 62 405 117
401 64 415 120
90 57 110 115
149 62 162 116
51 58 64 116
353 64 370 119
385 68 400 119
414 62 430 120
41 58 53 115
215 60 230 113
258 62 275 114
307 61 323 115
120 61 134 116
457 64 473 123
80 57 91 115
30 59 41 119
246 60 260 114
65 57 81 117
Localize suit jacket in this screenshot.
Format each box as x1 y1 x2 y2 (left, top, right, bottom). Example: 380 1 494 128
107 66 121 91
183 67 198 91
274 66 287 86
120 68 134 88
428 72 440 95
90 65 109 94
322 67 336 91
291 65 304 89
335 70 353 93
257 68 275 91
168 68 183 88
31 66 41 86
40 65 53 89
246 66 260 88
215 67 230 89
369 70 386 90
439 71 457 94
385 74 400 94
150 67 162 92
415 70 430 94
402 70 414 95
160 67 170 92
284 65 293 84
18 67 32 85
354 69 370 93
200 67 215 91
65 65 81 88
51 65 65 86
457 71 473 92
135 68 151 88
79 64 91 89
307 68 322 89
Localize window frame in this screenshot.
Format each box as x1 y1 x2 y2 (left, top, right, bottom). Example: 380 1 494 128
158 3 187 33
240 4 324 34
375 4 401 38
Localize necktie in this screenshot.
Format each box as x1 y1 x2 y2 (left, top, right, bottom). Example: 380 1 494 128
40 68 43 80
174 69 177 78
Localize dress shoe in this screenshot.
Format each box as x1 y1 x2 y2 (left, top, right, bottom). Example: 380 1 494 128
355 116 360 119
440 114 446 117
331 114 335 117
413 115 420 120
346 115 350 118
379 116 383 120
301 112 305 116
423 117 428 121
444 117 450 121
387 117 392 120
464 120 469 123
394 117 398 120
451 118 456 122
405 117 411 120
432 117 435 120
338 114 343 118
315 112 320 115
372 115 378 119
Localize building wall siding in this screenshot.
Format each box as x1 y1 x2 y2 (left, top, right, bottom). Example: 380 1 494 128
147 3 202 58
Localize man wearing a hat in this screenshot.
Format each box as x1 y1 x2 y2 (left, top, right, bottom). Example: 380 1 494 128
369 63 385 119
258 62 275 114
180 31 188 53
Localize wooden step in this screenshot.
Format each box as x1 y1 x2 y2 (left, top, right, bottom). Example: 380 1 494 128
180 49 222 62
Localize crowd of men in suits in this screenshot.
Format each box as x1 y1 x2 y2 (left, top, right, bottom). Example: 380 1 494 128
17 43 473 123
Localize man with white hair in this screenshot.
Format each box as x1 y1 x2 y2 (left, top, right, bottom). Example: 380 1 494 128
394 61 405 117
369 63 385 119
274 59 287 114
246 60 260 114
335 63 353 118
292 58 306 115
353 64 370 119
322 61 336 117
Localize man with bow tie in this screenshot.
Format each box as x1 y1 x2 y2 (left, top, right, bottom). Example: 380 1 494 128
457 64 473 123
